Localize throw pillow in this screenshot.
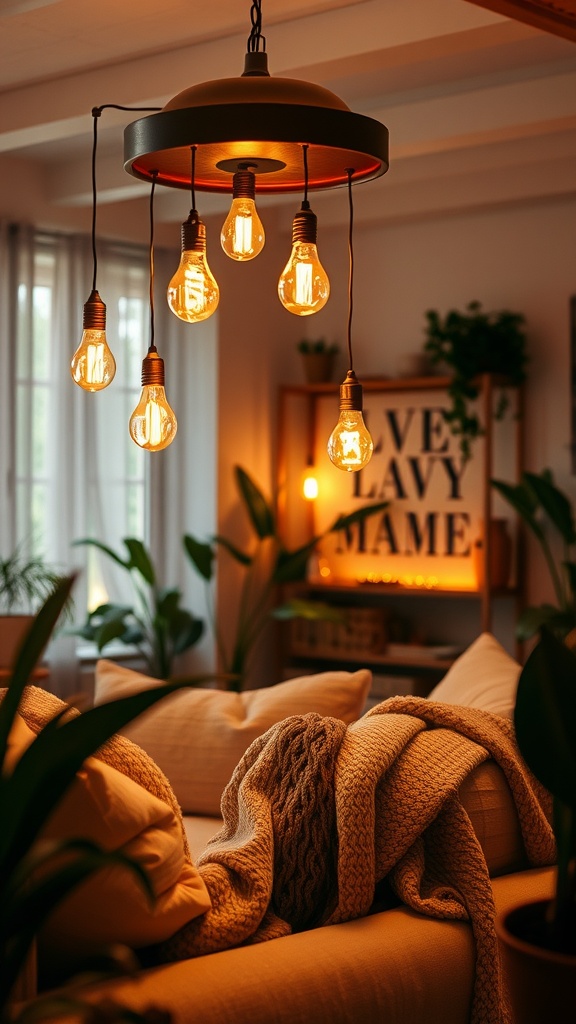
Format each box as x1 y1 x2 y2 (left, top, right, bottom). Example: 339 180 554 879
5 689 211 982
427 632 520 720
94 661 372 815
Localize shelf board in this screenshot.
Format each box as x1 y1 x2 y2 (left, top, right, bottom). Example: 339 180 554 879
286 651 455 674
290 580 519 599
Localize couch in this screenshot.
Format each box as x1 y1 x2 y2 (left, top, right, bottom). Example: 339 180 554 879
14 634 556 1024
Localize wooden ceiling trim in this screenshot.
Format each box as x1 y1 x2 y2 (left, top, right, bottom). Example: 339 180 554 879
465 1 576 42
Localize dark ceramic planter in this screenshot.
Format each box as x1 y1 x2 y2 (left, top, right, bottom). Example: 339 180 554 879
496 900 576 1024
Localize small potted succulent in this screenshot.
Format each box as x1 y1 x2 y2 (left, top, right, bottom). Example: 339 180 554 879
297 338 339 384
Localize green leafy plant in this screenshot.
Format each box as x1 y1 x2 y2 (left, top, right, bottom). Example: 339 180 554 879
492 469 576 640
0 576 212 1017
513 627 576 952
0 548 66 615
184 465 388 690
423 300 527 459
297 338 339 355
71 538 203 679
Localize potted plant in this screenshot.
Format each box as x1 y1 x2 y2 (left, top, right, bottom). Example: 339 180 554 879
0 547 66 670
496 626 576 1022
70 537 203 679
491 468 576 640
0 577 211 1019
297 338 339 384
183 465 388 690
423 300 528 459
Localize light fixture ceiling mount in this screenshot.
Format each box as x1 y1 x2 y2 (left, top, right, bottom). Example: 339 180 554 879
123 7 389 195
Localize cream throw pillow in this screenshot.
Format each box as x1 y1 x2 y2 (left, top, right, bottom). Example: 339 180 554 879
5 691 211 981
427 632 520 720
94 661 372 816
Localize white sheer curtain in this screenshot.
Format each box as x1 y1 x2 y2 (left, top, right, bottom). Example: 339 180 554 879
0 221 217 697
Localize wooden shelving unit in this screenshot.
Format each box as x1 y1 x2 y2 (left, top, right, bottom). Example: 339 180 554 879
276 374 525 687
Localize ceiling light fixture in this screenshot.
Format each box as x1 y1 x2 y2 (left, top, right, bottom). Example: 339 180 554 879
79 1 388 458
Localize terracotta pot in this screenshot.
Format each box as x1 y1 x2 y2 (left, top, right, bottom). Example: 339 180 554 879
300 352 336 384
496 900 576 1024
0 614 35 669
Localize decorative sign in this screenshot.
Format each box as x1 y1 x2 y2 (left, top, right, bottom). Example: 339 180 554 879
309 386 489 590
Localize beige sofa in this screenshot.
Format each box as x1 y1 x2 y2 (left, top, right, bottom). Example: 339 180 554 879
19 635 556 1024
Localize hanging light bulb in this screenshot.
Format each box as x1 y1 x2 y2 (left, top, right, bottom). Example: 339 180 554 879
327 170 373 472
168 208 219 322
70 289 116 390
278 201 329 316
129 347 177 452
130 171 177 452
221 166 265 261
168 146 219 322
327 370 373 471
71 107 116 391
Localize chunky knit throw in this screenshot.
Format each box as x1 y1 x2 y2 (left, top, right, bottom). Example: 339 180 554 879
154 696 555 1024
11 687 555 1024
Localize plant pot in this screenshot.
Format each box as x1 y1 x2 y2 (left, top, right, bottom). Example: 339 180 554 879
0 615 35 670
300 352 336 384
496 900 576 1024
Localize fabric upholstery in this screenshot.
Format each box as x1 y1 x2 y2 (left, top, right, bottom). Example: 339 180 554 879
5 688 211 981
94 661 372 815
427 632 520 719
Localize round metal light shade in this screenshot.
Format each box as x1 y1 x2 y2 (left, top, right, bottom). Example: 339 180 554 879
124 70 389 194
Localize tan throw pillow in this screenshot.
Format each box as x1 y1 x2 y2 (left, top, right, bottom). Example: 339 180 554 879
5 691 211 981
94 661 372 816
427 633 520 720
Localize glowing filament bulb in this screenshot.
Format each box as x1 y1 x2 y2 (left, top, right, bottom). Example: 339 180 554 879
327 371 373 472
221 168 264 261
167 210 219 323
71 290 116 391
278 202 329 316
129 349 177 452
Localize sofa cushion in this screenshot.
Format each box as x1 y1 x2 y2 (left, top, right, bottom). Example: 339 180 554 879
427 632 520 720
6 694 211 981
94 661 372 815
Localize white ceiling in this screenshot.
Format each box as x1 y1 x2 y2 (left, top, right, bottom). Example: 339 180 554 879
1 0 575 231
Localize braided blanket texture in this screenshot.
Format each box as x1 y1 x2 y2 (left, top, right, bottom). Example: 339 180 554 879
155 695 555 1024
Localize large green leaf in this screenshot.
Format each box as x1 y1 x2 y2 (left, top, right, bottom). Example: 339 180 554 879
524 471 576 546
514 628 576 812
72 538 129 570
123 538 156 586
235 465 275 539
491 479 544 541
183 535 215 581
327 500 389 533
516 604 576 640
272 541 318 585
213 535 252 567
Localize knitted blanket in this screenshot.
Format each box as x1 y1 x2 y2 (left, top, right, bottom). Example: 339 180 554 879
155 696 555 1024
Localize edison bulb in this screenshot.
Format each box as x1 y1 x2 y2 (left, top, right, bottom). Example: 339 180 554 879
278 202 329 316
220 168 264 261
221 196 265 261
70 329 116 391
129 385 177 451
327 410 373 471
327 370 373 472
167 210 219 323
129 349 177 452
71 289 115 391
